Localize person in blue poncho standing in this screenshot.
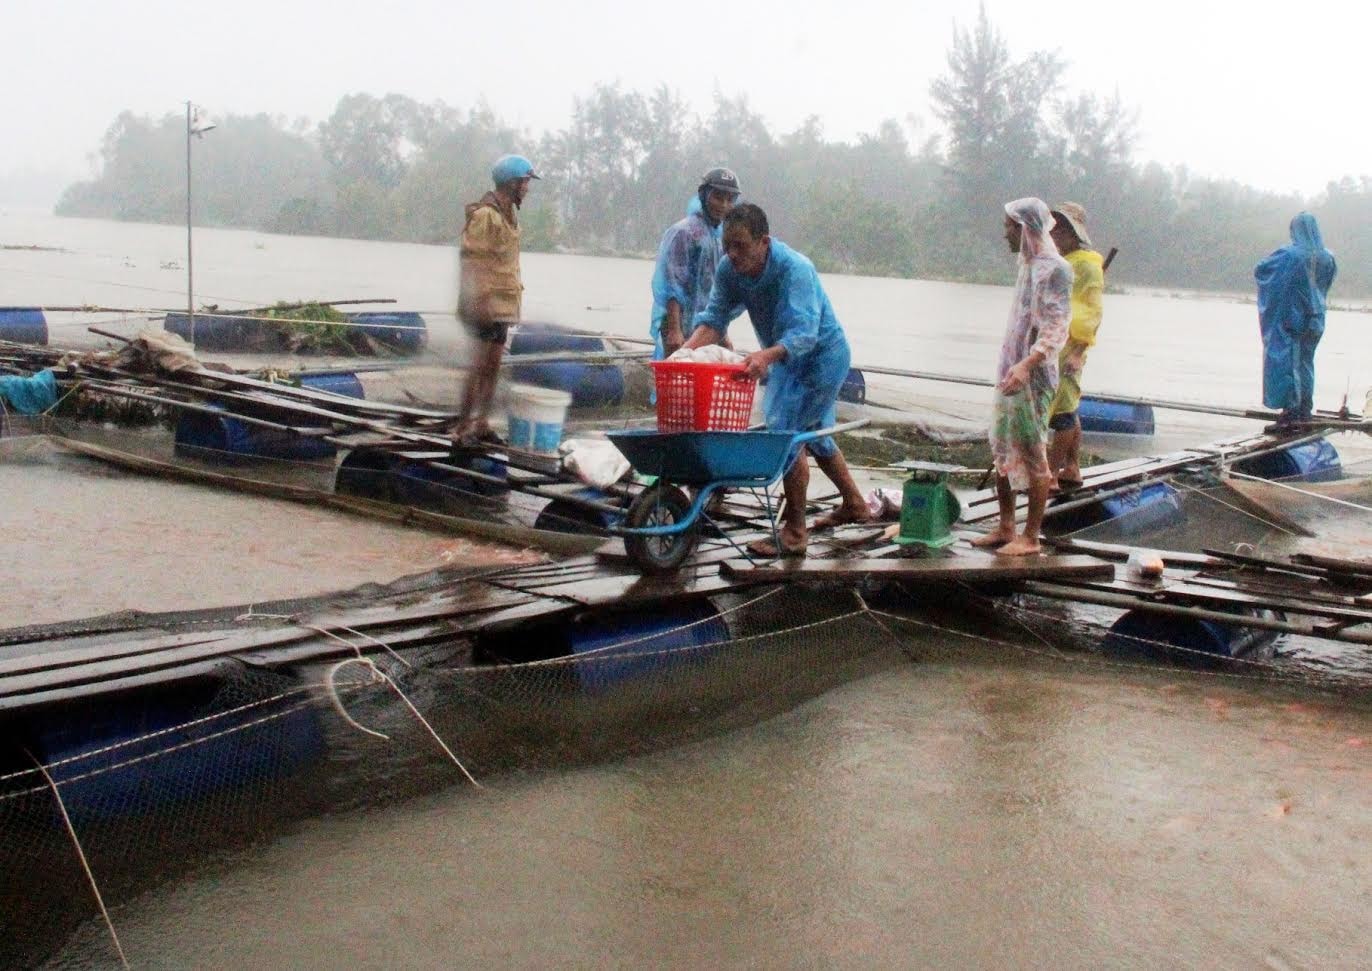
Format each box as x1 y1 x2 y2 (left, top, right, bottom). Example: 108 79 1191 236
683 203 872 557
1255 212 1337 428
650 167 742 359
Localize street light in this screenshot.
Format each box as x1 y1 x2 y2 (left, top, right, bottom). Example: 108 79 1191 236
186 101 216 346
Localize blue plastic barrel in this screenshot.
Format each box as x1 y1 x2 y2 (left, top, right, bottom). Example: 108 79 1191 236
534 488 624 534
31 676 325 822
392 455 509 502
1102 609 1278 667
509 324 625 407
174 403 336 461
335 449 509 506
162 312 258 350
839 368 866 404
568 600 729 692
0 307 49 345
345 312 427 353
1078 397 1155 435
1232 437 1341 482
298 371 366 400
1049 480 1184 536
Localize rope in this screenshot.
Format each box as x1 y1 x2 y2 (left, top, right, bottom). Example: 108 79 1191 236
444 584 789 672
1226 470 1372 514
1170 479 1300 536
0 696 324 803
25 749 130 970
324 656 481 788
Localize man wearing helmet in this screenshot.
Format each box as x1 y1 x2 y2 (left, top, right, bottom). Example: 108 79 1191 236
649 167 741 359
454 153 539 444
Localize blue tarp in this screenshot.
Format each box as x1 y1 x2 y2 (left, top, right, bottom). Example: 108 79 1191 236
0 369 58 414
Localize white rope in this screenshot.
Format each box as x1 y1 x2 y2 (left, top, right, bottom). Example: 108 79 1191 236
324 656 481 787
25 749 130 970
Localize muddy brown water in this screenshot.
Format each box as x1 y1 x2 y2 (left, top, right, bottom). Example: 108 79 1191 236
43 647 1372 970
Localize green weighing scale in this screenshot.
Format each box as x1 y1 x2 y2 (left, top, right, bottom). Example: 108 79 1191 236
890 460 966 550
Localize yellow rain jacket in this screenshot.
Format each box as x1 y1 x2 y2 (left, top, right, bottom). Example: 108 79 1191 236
458 192 522 325
1064 249 1104 346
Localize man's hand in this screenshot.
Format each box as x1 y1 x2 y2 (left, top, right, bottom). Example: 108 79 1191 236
662 323 685 358
998 360 1032 395
743 347 783 380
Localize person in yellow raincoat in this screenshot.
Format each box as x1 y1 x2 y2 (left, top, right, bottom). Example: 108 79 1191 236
1045 202 1105 491
454 154 539 444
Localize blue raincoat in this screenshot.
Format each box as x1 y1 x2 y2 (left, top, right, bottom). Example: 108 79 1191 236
649 197 724 360
1255 212 1337 417
694 239 851 458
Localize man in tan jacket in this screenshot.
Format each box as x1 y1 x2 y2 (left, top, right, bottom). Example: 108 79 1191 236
455 153 539 444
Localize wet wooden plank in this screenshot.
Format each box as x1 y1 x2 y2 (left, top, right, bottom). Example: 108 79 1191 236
527 567 737 606
1041 536 1222 569
0 585 538 683
719 554 1115 584
1052 573 1372 625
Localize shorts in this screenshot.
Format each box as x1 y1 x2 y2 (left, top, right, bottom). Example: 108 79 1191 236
462 318 510 344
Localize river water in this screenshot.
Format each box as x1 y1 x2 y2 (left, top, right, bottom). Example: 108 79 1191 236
5 213 1372 968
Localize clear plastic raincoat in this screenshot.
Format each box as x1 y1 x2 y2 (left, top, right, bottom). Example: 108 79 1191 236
990 198 1072 489
649 198 724 359
694 239 850 458
1255 212 1337 418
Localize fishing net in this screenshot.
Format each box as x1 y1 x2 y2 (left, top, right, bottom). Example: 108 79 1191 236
0 579 925 969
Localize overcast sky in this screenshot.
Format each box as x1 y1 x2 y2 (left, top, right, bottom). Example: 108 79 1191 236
4 0 1367 204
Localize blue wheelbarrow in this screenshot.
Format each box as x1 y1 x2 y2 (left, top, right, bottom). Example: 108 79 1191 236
606 419 868 573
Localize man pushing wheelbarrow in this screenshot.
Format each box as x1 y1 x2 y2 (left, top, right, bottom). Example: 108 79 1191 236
678 203 871 557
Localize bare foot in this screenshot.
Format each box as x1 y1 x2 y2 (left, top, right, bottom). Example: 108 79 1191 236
970 530 1013 549
811 504 874 532
747 527 808 558
997 535 1042 556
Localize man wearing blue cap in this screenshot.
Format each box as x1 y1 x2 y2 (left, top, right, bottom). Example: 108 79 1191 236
454 153 540 444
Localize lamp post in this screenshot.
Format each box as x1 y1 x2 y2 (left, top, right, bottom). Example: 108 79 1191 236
185 101 216 346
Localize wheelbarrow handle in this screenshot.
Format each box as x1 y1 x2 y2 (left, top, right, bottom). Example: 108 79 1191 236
790 418 870 446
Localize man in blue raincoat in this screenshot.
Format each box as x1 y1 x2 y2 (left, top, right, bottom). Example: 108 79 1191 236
1255 212 1337 427
649 167 741 359
684 203 871 557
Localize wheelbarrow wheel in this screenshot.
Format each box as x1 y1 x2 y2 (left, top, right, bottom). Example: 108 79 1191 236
624 483 696 573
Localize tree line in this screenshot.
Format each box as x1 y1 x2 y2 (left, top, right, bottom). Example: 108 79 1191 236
56 9 1371 298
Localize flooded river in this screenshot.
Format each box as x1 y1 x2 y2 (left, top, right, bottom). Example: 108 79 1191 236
5 214 1372 967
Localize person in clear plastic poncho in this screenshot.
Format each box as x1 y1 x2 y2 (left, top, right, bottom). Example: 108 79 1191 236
649 168 742 359
1255 212 1337 426
972 197 1072 556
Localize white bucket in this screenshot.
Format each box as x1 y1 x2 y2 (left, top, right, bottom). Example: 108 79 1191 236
507 383 573 453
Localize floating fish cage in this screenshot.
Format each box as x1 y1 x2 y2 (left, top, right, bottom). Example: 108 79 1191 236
163 311 427 354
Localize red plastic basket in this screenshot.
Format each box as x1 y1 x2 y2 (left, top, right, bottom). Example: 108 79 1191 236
650 360 757 432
